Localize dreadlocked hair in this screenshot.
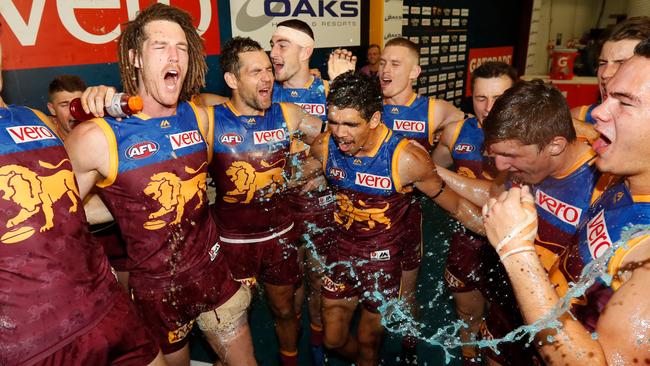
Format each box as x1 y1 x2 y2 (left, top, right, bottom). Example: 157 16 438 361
118 3 207 101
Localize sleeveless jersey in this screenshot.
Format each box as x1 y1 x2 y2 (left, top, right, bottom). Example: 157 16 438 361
383 94 438 151
0 106 114 365
94 101 217 284
505 150 600 297
209 101 294 240
272 77 329 123
324 125 412 252
577 103 598 124
449 117 494 179
558 176 650 330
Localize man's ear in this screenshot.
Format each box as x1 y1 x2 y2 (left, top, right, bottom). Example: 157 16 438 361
224 72 238 90
300 46 314 62
129 49 141 69
409 64 422 80
546 136 568 156
47 102 56 116
368 110 382 129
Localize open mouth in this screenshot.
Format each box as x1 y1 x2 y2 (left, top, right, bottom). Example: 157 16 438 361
259 86 271 98
335 138 353 152
273 62 284 74
380 76 392 89
164 70 179 90
592 133 611 155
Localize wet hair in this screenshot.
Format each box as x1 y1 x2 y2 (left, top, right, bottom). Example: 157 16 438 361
384 37 419 62
470 62 518 93
483 79 575 149
220 37 264 76
118 3 206 102
634 37 650 58
48 75 87 101
327 71 382 121
276 19 314 40
605 16 650 43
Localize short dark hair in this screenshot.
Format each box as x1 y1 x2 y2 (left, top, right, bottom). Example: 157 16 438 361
605 16 650 43
470 62 518 93
220 37 264 76
484 79 575 149
276 19 314 40
634 37 650 58
368 44 380 51
327 71 382 121
48 75 87 101
384 37 419 62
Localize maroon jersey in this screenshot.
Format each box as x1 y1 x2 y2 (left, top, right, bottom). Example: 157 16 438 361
209 102 294 241
93 101 221 287
0 106 115 365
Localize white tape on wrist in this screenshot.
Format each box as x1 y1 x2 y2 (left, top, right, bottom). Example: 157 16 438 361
499 246 536 261
494 207 537 253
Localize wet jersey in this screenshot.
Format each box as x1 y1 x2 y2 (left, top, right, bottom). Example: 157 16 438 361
383 94 438 151
449 117 494 179
561 175 650 329
507 150 600 297
272 77 329 122
93 101 218 283
576 103 598 124
209 101 294 241
324 125 412 254
0 106 115 365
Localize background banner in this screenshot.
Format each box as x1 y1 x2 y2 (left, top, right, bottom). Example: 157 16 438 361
229 0 360 49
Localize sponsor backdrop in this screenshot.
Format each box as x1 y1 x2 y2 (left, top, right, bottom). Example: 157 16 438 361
1 1 367 112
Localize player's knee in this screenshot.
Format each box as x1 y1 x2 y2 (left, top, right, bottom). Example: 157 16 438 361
196 286 251 342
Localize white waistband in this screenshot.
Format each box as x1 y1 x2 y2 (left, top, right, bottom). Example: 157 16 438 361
219 222 295 244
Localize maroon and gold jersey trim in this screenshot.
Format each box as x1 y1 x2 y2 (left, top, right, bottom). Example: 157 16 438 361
608 234 650 290
427 97 437 146
391 139 411 193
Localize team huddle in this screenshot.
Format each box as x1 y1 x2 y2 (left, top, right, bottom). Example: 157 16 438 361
1 3 649 366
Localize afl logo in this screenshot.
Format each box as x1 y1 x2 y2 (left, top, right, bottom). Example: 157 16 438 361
126 141 159 159
219 133 244 145
329 167 346 180
454 144 475 153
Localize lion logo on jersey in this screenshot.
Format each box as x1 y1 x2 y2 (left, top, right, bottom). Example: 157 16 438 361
143 163 207 230
334 193 391 231
456 166 476 179
0 160 79 244
223 159 286 204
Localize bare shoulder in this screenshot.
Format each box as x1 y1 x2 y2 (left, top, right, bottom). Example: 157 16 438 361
439 119 462 147
64 120 108 162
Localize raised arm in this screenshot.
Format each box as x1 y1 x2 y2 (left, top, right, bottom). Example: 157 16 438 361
283 102 326 144
399 142 484 235
327 49 357 81
432 99 466 131
435 165 499 207
193 93 229 107
64 122 110 200
482 187 650 364
431 121 459 168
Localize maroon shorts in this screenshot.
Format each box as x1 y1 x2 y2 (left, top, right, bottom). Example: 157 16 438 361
130 266 240 354
321 244 402 312
401 199 423 271
34 287 158 366
218 223 302 287
290 191 337 260
480 302 543 365
444 229 489 292
91 221 128 272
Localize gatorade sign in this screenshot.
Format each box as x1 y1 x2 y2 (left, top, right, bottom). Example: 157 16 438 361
465 46 514 96
0 0 220 70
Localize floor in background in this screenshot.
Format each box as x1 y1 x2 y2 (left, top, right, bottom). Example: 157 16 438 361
190 201 465 365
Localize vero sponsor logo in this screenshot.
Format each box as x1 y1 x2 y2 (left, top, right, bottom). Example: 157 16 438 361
296 103 326 116
126 141 159 159
394 119 425 133
535 189 582 227
355 172 392 190
586 209 612 259
7 125 56 144
169 130 203 150
253 128 286 144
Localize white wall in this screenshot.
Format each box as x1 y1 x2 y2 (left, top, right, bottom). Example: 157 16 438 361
525 0 632 75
